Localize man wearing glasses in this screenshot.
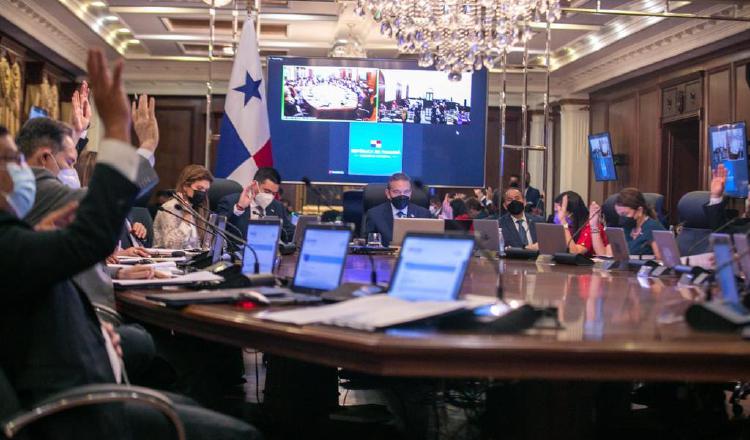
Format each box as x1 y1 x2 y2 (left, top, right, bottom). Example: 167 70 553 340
363 172 431 247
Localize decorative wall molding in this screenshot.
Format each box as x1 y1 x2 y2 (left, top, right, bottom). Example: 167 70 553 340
2 0 89 70
557 4 750 93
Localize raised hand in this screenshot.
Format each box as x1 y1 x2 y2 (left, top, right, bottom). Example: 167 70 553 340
131 94 159 152
557 194 569 225
69 81 92 144
87 49 130 143
710 163 728 199
589 201 602 227
237 184 254 209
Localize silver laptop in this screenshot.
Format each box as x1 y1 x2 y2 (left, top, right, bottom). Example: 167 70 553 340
391 218 445 247
472 219 500 252
292 215 320 247
210 215 227 264
535 223 568 256
606 227 630 263
652 230 681 268
243 218 282 274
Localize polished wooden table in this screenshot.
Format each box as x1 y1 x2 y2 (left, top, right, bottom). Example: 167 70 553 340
116 256 750 383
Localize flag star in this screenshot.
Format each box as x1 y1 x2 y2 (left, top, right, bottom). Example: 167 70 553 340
233 71 262 105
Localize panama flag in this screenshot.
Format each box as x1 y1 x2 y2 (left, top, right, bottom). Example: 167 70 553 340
215 18 272 183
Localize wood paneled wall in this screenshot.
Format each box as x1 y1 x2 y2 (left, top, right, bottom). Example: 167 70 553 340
589 40 750 212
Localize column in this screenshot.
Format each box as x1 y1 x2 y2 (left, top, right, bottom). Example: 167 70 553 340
558 102 590 201
528 110 549 212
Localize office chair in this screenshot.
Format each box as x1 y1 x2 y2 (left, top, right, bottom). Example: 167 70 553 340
207 178 243 210
341 190 364 237
642 192 668 228
676 191 712 256
0 366 185 440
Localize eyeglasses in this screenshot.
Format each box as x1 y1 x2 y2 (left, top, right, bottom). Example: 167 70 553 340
0 152 25 166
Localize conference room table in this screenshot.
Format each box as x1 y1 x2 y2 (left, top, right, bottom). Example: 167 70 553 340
117 255 750 438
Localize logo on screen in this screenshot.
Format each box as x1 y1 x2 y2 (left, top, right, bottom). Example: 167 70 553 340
370 140 382 149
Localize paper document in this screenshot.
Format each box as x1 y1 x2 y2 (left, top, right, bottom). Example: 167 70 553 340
113 270 222 287
680 252 714 270
260 295 469 331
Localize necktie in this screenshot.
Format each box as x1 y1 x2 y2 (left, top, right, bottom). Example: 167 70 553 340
254 207 264 219
517 219 529 247
397 211 405 218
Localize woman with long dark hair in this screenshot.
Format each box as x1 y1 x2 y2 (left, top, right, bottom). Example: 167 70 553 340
553 191 608 257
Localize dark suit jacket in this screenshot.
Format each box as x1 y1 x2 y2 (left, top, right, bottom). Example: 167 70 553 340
0 164 138 439
364 201 432 247
525 186 542 211
499 213 545 248
216 193 295 243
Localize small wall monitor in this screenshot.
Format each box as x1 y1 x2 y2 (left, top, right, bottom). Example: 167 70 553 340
588 132 617 182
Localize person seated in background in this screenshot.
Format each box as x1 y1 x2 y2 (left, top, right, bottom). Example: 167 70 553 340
216 167 295 242
499 188 545 249
153 164 213 249
553 191 608 257
364 172 431 246
473 187 493 209
429 196 443 217
0 49 259 440
613 187 664 257
451 198 470 220
463 197 487 219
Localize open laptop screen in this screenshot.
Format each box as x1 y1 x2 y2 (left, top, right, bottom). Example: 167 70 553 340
243 220 281 274
712 233 740 304
294 227 351 291
388 234 475 302
211 216 227 264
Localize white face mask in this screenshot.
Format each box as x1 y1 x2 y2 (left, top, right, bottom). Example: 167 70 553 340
255 192 274 209
3 163 37 218
58 168 81 189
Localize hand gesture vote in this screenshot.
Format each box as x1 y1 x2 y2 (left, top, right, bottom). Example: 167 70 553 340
556 194 569 225
70 81 92 143
132 94 159 152
589 201 601 227
710 163 728 199
238 184 254 209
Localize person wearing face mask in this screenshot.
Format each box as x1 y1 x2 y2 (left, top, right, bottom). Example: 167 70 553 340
364 172 432 247
553 191 609 257
216 167 295 242
153 164 213 249
613 187 664 257
499 188 545 249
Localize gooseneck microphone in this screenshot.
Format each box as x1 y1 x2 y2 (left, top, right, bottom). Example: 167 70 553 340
301 176 338 215
158 205 260 274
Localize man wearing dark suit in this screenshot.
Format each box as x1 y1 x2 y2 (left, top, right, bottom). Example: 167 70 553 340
0 50 258 440
499 187 545 249
216 167 295 243
508 172 542 213
364 172 432 247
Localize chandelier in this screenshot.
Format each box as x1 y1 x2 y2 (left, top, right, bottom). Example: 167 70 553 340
354 0 561 80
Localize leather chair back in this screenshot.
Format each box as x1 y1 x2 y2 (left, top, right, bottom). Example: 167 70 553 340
208 178 243 210
342 190 364 237
677 191 712 256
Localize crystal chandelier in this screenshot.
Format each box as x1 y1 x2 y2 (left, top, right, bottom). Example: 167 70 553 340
354 0 561 80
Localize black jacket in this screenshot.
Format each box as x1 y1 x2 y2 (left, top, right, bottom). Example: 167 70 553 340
499 213 545 248
0 163 137 439
216 192 295 243
364 201 432 247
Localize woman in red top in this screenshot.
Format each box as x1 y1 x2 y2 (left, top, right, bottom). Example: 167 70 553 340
554 191 609 257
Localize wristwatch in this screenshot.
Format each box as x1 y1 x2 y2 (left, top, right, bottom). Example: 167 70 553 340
562 222 569 229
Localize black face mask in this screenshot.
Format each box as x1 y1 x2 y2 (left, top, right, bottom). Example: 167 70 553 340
506 200 524 215
390 195 410 210
189 190 206 207
509 181 520 189
619 215 637 229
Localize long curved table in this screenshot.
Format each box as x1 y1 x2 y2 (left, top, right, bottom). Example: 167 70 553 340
116 256 750 383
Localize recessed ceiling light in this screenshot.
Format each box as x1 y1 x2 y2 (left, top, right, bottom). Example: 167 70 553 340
127 39 140 45
116 27 130 34
202 0 233 6
103 15 119 22
89 1 106 7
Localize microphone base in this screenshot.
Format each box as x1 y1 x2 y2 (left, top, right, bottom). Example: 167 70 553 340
686 301 750 331
553 252 594 266
504 248 539 260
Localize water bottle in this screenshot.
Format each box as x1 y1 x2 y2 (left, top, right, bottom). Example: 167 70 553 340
498 227 505 256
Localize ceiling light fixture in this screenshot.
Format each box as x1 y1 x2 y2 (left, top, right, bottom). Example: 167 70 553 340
202 0 233 7
103 15 119 22
355 0 561 80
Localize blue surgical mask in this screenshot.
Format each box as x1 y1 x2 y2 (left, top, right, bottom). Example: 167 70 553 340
58 168 81 189
4 163 37 218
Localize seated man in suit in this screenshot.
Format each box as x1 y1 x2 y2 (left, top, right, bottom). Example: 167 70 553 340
0 49 258 440
364 172 432 246
499 187 545 249
216 167 295 242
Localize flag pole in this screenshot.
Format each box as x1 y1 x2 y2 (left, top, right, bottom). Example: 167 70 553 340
204 1 216 170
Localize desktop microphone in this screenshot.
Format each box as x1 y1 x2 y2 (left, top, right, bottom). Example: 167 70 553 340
301 176 338 216
159 206 260 274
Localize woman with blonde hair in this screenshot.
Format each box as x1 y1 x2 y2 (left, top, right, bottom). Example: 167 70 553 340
153 164 213 249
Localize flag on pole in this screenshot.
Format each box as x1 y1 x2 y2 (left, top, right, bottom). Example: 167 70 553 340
215 18 272 183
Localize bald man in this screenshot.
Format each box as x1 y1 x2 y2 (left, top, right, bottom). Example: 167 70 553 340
499 187 545 249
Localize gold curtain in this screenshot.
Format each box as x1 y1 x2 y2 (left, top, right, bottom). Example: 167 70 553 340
24 75 59 124
0 58 22 136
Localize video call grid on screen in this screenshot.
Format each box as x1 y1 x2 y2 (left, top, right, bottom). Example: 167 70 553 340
709 122 748 198
267 57 488 187
588 132 617 182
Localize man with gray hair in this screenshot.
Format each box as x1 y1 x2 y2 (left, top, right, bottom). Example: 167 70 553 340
364 172 431 246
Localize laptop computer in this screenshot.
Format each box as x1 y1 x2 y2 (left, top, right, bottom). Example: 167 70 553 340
652 230 681 268
388 232 476 302
473 219 500 252
535 223 568 256
243 218 281 274
211 215 227 264
733 233 750 289
292 215 321 248
705 233 750 322
392 218 445 246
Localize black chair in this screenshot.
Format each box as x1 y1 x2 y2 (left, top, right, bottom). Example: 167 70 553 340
643 192 668 228
676 191 712 256
602 193 620 227
208 178 242 210
129 207 154 248
341 190 364 237
0 366 185 440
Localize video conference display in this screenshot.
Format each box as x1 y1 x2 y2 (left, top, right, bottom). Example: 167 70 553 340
710 122 748 198
268 57 487 186
588 132 617 182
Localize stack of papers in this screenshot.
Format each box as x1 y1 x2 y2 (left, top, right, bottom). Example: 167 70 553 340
113 270 222 287
260 295 471 331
